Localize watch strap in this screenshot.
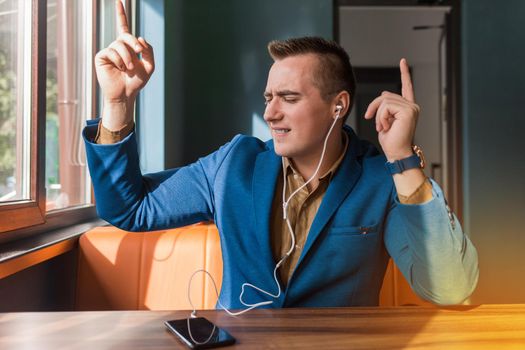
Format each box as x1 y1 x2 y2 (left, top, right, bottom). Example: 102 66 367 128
386 153 422 174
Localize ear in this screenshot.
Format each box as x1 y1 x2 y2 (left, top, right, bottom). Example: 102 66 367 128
331 91 351 116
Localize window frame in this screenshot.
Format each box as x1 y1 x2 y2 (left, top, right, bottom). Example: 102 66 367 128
0 0 99 236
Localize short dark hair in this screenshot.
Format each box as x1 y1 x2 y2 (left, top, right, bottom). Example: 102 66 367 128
267 36 356 122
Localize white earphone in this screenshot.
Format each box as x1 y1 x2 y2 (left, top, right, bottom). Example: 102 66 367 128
334 104 343 119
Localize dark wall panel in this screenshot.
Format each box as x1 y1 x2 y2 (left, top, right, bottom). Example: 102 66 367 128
462 0 525 303
0 250 77 312
164 0 333 167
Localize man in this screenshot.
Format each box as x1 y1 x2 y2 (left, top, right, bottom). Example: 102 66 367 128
83 1 478 309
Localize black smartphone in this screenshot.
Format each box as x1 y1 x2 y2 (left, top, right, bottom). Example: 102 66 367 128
165 317 236 349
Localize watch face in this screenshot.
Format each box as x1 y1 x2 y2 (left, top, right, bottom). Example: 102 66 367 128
412 145 426 169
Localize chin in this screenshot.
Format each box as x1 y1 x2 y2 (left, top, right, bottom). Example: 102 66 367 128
274 148 303 160
273 145 292 158
273 148 287 157
272 139 306 159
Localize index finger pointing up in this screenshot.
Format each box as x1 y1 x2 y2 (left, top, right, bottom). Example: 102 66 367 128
116 0 130 34
400 58 415 103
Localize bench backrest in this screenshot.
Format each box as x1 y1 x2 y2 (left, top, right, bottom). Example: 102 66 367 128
76 223 429 310
76 223 222 310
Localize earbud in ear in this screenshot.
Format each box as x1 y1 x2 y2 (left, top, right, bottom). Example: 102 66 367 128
334 105 343 119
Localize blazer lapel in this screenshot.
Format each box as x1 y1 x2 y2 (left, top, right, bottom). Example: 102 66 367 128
295 129 363 269
252 143 281 269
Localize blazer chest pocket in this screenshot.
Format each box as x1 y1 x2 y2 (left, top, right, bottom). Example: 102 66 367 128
328 222 380 236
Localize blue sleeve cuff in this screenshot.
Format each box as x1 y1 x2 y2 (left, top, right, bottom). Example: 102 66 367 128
82 117 135 146
86 117 101 126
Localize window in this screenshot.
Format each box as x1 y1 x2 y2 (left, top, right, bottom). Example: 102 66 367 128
45 1 93 211
0 1 96 234
0 1 32 204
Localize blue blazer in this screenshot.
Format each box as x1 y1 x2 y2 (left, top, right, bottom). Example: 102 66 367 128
84 123 478 308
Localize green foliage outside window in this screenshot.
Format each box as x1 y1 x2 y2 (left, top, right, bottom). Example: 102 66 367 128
46 66 59 188
0 48 16 190
0 48 58 193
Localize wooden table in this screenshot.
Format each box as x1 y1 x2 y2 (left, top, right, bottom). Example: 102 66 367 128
1 305 524 349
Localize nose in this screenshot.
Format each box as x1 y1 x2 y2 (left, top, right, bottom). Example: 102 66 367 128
263 99 283 123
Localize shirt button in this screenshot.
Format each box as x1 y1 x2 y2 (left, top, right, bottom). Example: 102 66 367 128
295 244 301 250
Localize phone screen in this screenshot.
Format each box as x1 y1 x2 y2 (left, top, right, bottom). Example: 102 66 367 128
165 317 236 349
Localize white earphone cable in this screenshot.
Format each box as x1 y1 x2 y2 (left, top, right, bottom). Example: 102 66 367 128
187 109 342 317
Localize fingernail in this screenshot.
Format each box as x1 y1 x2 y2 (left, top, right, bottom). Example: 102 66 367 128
135 44 142 52
128 62 134 69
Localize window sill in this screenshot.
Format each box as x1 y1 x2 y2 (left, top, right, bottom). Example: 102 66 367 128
0 217 107 279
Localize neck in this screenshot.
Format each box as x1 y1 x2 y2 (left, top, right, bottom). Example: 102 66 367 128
291 129 345 191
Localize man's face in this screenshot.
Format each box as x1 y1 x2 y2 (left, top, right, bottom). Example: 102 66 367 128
263 54 334 160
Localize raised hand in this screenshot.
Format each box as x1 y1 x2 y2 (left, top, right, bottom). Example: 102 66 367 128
364 59 420 162
94 0 155 130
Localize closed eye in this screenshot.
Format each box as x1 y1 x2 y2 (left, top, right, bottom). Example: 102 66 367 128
278 91 301 103
283 97 298 103
264 90 301 105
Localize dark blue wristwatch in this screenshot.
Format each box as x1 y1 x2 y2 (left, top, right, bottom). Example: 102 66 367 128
386 145 426 175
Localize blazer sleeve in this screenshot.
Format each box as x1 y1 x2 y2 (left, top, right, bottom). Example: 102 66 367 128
83 121 241 232
383 179 479 305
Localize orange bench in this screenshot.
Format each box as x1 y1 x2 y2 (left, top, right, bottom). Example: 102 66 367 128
76 223 223 310
76 223 428 310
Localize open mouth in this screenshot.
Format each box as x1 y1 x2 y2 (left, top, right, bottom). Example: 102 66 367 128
273 129 291 134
